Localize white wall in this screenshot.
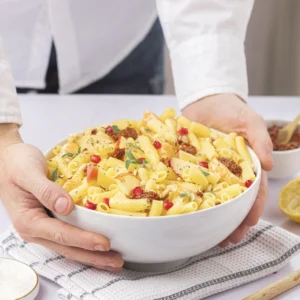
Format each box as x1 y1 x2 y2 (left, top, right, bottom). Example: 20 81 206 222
164 0 300 97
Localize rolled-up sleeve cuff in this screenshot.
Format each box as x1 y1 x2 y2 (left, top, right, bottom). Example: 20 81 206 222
170 34 248 110
0 114 22 126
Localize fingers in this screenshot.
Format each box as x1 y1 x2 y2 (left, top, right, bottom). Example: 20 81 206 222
243 171 268 227
31 238 123 272
21 171 74 216
219 171 268 247
219 240 230 248
219 224 250 247
245 115 273 171
29 216 111 252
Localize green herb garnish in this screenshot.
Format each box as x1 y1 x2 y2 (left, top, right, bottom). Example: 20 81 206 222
62 152 76 158
77 147 81 154
125 160 132 169
112 125 121 134
179 192 191 199
180 192 190 198
128 143 142 151
202 171 210 176
125 150 148 169
51 168 58 182
126 150 136 161
144 128 152 133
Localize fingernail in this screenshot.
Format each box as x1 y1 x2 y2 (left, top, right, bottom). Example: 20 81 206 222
95 245 106 251
54 197 69 214
107 262 118 268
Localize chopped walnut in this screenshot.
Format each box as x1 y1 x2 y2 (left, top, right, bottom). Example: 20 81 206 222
91 129 97 135
106 127 138 141
218 157 242 177
109 148 125 160
129 190 162 201
179 144 197 155
177 134 189 145
160 157 171 167
196 191 203 198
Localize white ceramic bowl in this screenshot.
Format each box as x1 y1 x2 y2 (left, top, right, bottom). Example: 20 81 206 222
266 120 300 179
0 258 39 300
47 138 261 272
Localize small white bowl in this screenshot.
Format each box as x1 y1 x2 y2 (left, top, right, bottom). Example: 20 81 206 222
47 137 261 272
266 120 300 179
0 258 39 300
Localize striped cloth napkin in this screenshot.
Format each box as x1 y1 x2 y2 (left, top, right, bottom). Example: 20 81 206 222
1 220 300 300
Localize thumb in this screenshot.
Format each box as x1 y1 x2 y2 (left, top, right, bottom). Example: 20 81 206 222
25 172 74 216
246 116 273 171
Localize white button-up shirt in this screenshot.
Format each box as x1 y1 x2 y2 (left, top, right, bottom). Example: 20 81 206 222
0 0 254 126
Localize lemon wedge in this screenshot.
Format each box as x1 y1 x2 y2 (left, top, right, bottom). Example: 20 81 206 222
279 177 300 223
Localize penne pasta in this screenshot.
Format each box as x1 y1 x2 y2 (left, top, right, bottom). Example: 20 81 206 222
235 136 252 162
149 200 164 217
47 108 256 217
160 108 177 121
110 192 150 212
240 161 256 182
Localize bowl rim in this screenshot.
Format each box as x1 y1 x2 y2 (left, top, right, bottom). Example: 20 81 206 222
46 133 262 220
266 119 300 154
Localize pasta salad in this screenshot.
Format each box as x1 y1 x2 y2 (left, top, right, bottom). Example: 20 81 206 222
47 108 256 217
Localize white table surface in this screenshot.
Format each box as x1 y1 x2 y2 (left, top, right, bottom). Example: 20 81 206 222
1 95 300 300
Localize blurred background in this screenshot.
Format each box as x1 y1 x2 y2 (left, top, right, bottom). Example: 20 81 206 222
164 0 300 96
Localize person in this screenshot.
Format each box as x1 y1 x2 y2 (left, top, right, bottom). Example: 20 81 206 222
0 0 272 272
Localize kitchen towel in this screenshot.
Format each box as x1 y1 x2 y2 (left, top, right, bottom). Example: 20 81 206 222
1 220 300 300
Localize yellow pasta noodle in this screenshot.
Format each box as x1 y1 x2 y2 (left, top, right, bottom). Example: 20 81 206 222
160 108 177 121
106 157 125 168
149 200 164 217
190 122 211 137
166 202 183 216
88 186 105 197
52 145 61 156
177 116 191 127
110 192 150 212
69 184 88 203
200 139 217 160
181 202 198 214
164 118 177 132
108 208 147 217
240 161 256 182
213 139 231 149
68 152 90 173
198 199 215 210
235 136 252 163
96 202 110 213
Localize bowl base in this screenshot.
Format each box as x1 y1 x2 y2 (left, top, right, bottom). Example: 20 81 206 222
123 258 190 273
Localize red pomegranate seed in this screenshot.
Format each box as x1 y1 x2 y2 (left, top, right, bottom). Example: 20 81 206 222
85 201 97 210
245 180 253 188
199 161 209 168
106 126 114 134
164 201 174 211
133 186 143 197
137 157 146 164
90 155 101 164
178 127 189 135
153 140 162 149
103 198 110 206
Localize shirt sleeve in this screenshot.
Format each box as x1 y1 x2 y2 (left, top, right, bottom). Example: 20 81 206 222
156 0 254 110
0 38 22 125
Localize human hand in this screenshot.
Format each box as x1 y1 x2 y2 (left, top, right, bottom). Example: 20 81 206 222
0 125 123 271
182 94 273 246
